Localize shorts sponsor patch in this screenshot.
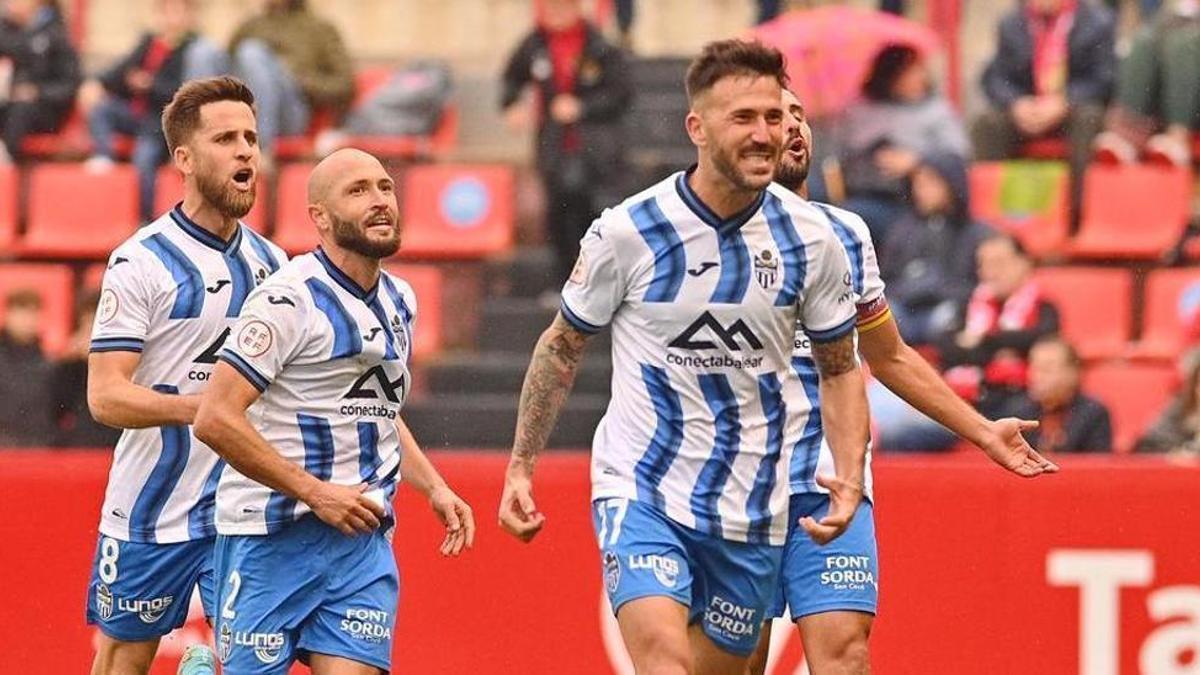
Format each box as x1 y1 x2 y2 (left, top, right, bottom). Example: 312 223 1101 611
628 553 679 589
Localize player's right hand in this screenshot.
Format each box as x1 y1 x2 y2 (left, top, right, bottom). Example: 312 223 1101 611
799 473 863 546
306 482 386 536
498 468 546 543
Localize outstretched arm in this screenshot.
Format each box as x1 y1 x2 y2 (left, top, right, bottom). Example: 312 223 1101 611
498 313 592 542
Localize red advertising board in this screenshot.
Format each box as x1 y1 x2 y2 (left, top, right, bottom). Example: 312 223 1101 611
1 451 1197 674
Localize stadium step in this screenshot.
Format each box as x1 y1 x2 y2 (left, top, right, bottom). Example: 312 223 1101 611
402 393 608 449
476 297 613 355
424 354 612 397
483 246 557 299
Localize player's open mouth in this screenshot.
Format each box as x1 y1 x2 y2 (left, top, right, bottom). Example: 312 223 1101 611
232 169 254 189
366 214 396 231
786 139 807 163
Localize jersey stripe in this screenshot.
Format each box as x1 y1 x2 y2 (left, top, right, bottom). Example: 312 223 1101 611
789 357 824 490
689 373 741 537
223 250 255 317
129 384 191 543
746 372 785 543
246 228 281 273
763 194 807 307
142 234 205 319
218 349 270 392
90 337 145 353
633 364 685 510
305 277 363 358
366 298 399 361
357 421 380 481
265 414 336 532
710 230 751 304
380 275 416 361
187 460 224 539
816 204 865 296
629 197 686 303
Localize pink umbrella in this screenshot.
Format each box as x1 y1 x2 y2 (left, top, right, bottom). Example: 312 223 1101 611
749 6 941 119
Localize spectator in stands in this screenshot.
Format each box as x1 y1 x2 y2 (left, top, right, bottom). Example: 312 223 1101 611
500 0 631 293
839 44 968 243
229 0 353 167
1093 0 1199 167
79 0 228 223
881 152 992 346
972 0 1115 213
0 0 80 165
1008 337 1112 453
0 288 52 446
1137 350 1200 457
50 290 119 448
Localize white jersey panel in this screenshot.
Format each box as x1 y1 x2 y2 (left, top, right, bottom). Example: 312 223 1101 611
91 207 286 543
214 249 414 535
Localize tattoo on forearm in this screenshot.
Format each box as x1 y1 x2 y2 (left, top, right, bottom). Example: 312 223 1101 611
813 333 857 377
512 316 589 471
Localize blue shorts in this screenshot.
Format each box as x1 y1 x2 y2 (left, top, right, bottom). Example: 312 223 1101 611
213 515 398 674
593 497 783 657
767 494 879 619
85 534 216 641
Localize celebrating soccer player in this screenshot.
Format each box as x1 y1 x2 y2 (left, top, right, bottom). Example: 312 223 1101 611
193 148 474 675
499 40 871 673
85 76 287 675
743 88 1060 675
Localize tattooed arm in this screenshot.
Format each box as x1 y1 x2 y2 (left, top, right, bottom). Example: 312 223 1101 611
498 313 592 542
801 331 870 545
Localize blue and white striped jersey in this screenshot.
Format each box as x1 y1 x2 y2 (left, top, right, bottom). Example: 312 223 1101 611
90 207 287 544
215 248 416 536
787 202 887 502
561 171 857 545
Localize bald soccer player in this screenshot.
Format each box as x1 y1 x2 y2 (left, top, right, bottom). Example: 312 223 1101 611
194 149 475 675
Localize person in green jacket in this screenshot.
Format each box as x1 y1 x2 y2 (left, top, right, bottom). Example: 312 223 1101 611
229 0 353 165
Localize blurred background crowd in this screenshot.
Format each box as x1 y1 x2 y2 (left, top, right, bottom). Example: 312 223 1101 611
1 0 1198 461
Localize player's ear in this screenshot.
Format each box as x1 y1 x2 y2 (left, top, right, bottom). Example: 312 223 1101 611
685 110 706 148
173 143 192 177
307 203 328 231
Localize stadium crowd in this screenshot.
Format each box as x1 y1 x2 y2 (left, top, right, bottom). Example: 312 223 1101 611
0 0 1199 459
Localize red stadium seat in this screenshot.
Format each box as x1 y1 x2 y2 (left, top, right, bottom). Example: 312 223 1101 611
19 163 138 259
0 165 16 254
154 167 268 232
1083 361 1177 453
400 164 514 259
383 263 443 360
273 163 319 255
1033 267 1132 361
1018 137 1069 160
20 107 92 159
969 161 1069 258
0 263 76 356
1129 269 1200 361
1067 164 1193 260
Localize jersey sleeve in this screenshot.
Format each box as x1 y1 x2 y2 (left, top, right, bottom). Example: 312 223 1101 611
217 284 310 392
90 250 157 354
800 233 858 344
559 216 626 334
854 221 891 334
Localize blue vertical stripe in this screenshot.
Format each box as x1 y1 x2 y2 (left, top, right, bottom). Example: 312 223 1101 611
816 204 865 296
629 197 686 303
710 230 751 304
305 277 363 358
223 251 254 317
245 229 281 273
129 384 191 542
789 357 824 489
689 374 741 537
745 372 786 543
187 459 225 539
265 414 335 532
141 234 205 319
357 421 380 481
380 275 415 362
633 364 685 510
763 194 807 307
367 298 399 361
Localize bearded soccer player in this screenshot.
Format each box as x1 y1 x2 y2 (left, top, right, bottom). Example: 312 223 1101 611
85 76 286 675
194 149 474 675
743 89 1059 675
499 40 871 674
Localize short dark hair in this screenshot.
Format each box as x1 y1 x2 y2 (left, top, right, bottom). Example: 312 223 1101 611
1033 336 1081 370
685 39 788 104
4 288 42 312
862 44 921 102
161 76 257 152
982 232 1029 260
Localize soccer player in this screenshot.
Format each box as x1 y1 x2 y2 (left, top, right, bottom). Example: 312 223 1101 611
499 40 871 673
743 89 1060 675
193 148 474 675
85 76 285 675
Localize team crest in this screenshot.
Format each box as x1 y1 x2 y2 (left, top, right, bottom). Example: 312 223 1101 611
604 551 621 593
754 250 779 289
254 267 268 285
390 315 408 354
96 584 113 620
218 622 233 663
